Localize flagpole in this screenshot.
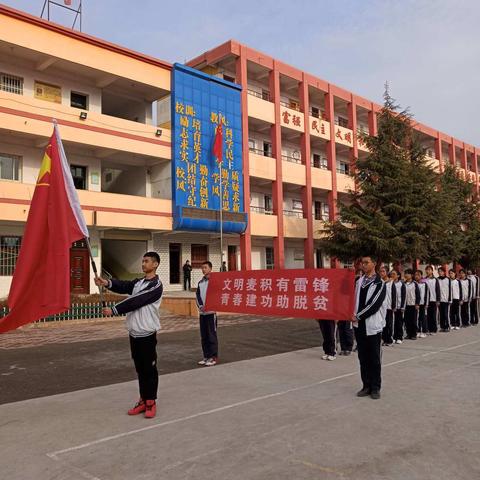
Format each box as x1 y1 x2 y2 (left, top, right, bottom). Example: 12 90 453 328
85 237 106 308
219 162 224 270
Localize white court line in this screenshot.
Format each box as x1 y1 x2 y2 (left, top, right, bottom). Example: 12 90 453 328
46 338 480 462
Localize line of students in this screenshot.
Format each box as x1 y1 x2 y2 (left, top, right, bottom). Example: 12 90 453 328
380 265 479 345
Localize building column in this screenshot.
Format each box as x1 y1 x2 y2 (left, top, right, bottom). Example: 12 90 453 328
474 148 479 196
326 86 339 268
348 96 358 173
236 47 252 270
435 135 443 173
449 139 456 167
368 104 378 136
270 64 285 269
299 76 314 268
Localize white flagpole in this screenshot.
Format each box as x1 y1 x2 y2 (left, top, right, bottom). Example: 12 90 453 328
219 161 224 270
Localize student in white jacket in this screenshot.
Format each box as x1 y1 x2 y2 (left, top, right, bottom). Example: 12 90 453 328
352 256 387 400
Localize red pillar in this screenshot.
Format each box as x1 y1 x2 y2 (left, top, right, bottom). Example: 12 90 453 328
236 47 252 270
270 64 285 269
348 96 358 173
474 148 479 196
368 104 378 136
449 140 456 167
326 86 339 268
299 76 314 268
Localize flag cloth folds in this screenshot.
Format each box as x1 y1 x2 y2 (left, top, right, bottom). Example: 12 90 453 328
0 123 89 333
213 124 223 165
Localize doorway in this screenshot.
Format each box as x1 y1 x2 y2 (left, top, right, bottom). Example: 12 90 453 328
169 243 181 284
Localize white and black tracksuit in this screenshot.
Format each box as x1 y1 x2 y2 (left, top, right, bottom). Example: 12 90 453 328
393 280 406 341
459 278 473 326
449 278 463 328
468 274 479 325
108 276 163 401
417 281 429 334
382 281 397 345
353 275 387 393
437 276 452 331
196 276 218 359
404 281 420 339
424 276 440 333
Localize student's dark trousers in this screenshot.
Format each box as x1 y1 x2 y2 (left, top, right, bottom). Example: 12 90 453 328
439 302 450 330
199 313 218 358
184 275 191 291
129 333 158 400
449 299 461 327
382 310 394 345
470 299 479 325
427 302 438 333
338 321 354 352
318 320 336 356
417 305 427 333
404 306 418 339
461 302 470 326
393 309 404 341
354 319 382 393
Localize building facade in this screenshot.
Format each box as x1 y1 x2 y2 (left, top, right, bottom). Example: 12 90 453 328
0 5 478 297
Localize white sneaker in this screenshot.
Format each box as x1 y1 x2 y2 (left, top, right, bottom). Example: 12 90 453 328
326 355 336 361
395 339 403 344
197 358 207 366
205 357 217 366
322 354 329 360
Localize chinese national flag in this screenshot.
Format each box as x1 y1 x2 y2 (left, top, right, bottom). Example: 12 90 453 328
0 123 89 333
213 124 223 165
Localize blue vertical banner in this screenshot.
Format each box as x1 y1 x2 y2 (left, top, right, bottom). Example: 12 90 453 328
171 63 247 233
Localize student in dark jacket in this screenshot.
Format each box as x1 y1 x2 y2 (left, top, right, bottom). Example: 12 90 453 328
95 251 163 419
183 260 192 290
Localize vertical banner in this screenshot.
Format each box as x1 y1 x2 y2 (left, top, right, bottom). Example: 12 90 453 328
204 269 355 320
171 63 247 233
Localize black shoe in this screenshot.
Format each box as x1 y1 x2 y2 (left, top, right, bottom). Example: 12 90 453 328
370 391 381 400
357 387 371 397
343 350 352 356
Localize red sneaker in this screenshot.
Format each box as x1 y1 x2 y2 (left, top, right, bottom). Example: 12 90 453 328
127 399 146 416
144 400 156 419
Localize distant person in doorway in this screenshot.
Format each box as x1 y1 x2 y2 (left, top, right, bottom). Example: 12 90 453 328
183 260 192 291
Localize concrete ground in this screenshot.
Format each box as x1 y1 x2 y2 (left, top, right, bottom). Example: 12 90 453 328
0 324 479 480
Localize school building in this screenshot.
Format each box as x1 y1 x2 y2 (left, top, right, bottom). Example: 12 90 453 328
0 4 478 297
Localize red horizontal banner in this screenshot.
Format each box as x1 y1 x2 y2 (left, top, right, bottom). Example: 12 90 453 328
204 268 355 320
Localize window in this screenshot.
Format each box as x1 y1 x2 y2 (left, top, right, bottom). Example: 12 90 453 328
70 165 87 190
0 72 23 95
292 199 303 211
261 89 270 101
312 153 328 170
310 106 320 118
191 244 208 268
337 161 350 175
0 153 21 181
71 92 88 110
337 116 349 128
263 141 272 157
265 246 274 270
264 195 272 213
248 139 256 152
223 74 235 83
1 236 21 276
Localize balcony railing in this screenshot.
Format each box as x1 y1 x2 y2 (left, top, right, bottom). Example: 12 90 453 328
282 154 302 164
309 108 328 120
250 205 274 215
279 100 301 111
311 158 329 169
249 146 273 158
313 213 330 221
337 168 350 175
247 89 271 102
283 210 303 218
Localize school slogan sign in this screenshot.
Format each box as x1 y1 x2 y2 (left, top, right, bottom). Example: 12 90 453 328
204 269 355 320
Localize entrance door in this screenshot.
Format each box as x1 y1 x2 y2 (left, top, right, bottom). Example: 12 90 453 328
228 245 237 271
70 242 89 294
169 243 181 284
315 249 323 268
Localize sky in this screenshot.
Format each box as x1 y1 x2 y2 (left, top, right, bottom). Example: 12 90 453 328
3 0 479 146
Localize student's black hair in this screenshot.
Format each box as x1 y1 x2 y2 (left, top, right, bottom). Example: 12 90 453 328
404 268 414 275
425 265 434 271
415 269 423 275
202 260 213 269
438 266 445 273
459 269 466 274
144 251 160 264
449 269 456 274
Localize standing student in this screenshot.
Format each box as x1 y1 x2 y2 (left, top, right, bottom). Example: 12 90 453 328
380 267 396 347
449 269 462 330
467 270 479 325
414 270 429 338
404 269 420 340
183 260 192 291
95 251 163 419
392 270 406 344
437 267 452 332
352 256 387 400
196 261 218 366
318 320 336 360
424 265 440 334
337 320 354 356
458 269 472 327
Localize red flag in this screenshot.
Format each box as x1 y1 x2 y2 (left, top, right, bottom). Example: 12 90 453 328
0 124 89 333
213 124 223 165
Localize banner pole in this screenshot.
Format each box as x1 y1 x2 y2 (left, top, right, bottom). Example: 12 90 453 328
84 237 106 308
219 163 224 270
